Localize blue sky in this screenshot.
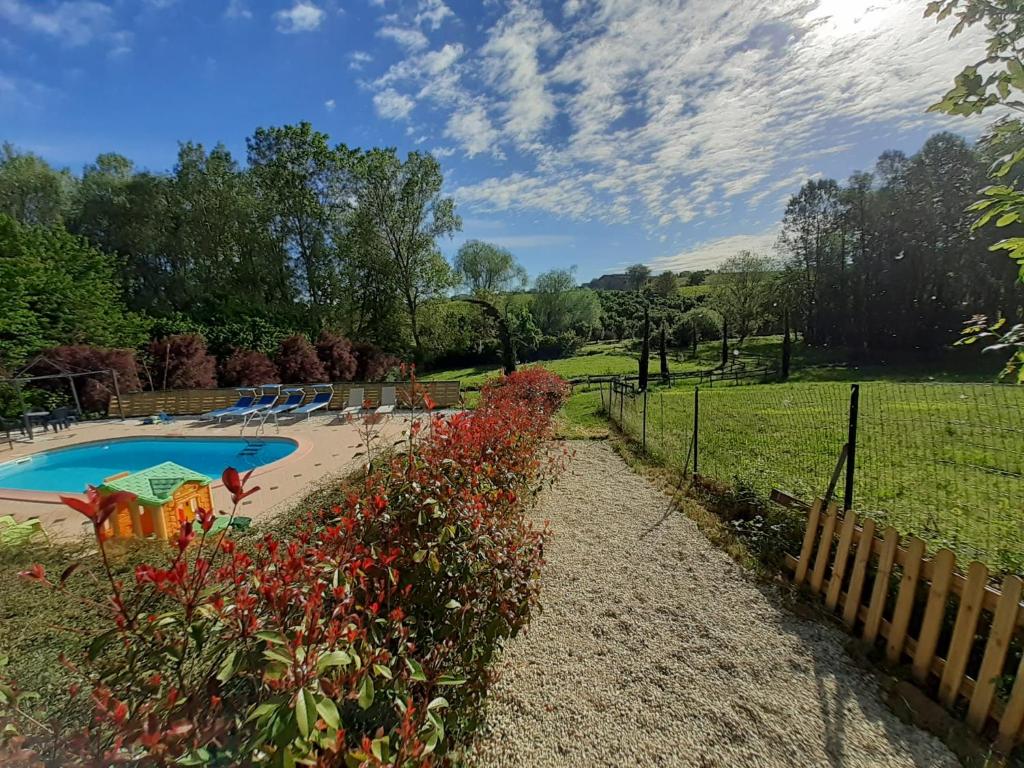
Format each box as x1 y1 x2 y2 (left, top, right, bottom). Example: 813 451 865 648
0 0 989 281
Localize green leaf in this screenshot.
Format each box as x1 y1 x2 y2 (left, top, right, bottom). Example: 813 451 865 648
428 551 441 574
406 658 427 682
317 650 352 671
373 663 393 680
216 650 239 683
256 630 288 646
445 599 461 609
358 675 375 710
413 549 427 563
370 736 389 762
87 629 116 661
427 696 449 710
436 674 466 686
315 697 340 730
295 689 317 738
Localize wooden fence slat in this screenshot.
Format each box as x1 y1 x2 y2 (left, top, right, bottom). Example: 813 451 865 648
886 536 926 664
940 561 989 708
810 504 839 595
794 498 824 586
863 527 899 644
912 548 957 684
967 576 1023 731
997 644 1024 752
842 518 875 629
826 511 857 611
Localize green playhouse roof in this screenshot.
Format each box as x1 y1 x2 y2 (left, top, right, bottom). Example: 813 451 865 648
100 461 212 507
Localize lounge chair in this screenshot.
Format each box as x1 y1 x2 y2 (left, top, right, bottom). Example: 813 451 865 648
201 389 257 421
340 388 365 418
291 385 334 420
232 389 281 426
376 386 396 418
259 388 306 429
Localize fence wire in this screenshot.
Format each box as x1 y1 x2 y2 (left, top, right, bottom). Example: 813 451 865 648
605 379 1024 570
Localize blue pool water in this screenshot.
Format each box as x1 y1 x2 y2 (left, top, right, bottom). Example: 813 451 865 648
0 437 297 493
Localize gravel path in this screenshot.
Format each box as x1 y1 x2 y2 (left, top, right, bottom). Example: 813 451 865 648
472 441 958 768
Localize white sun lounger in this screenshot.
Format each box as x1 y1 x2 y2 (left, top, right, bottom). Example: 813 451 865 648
376 386 396 417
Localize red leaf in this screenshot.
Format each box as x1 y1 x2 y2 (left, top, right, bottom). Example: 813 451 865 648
60 496 97 521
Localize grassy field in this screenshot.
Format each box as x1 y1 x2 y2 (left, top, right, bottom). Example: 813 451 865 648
596 379 1024 570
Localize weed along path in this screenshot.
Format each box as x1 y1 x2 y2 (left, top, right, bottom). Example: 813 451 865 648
472 441 957 768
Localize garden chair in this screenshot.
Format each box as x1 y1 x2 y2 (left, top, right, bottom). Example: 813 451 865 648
201 389 257 421
376 386 396 418
340 388 365 419
0 515 48 548
290 385 334 421
208 515 252 535
46 407 74 432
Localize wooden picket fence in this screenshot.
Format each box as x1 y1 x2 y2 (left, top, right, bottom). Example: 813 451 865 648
785 495 1024 751
108 381 462 418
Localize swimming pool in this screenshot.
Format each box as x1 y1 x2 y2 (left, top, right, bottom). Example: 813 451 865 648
0 437 297 494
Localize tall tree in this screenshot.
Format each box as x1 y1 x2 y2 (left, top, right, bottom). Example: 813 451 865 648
453 240 527 296
0 144 72 227
356 149 460 359
650 270 679 298
531 269 601 337
626 263 651 292
708 251 777 344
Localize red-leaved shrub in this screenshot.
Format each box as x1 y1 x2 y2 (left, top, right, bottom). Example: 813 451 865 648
30 346 142 413
147 334 217 390
315 331 357 382
276 334 327 383
221 349 279 387
11 369 570 766
353 341 400 381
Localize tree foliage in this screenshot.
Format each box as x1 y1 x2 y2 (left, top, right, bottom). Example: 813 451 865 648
453 240 527 297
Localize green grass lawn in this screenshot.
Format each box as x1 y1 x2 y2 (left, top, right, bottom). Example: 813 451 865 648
584 378 1024 570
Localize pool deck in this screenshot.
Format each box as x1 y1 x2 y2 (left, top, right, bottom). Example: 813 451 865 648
0 413 416 541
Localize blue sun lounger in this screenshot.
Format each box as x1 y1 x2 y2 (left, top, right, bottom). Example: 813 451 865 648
290 385 334 420
258 388 306 429
201 389 257 421
232 388 281 425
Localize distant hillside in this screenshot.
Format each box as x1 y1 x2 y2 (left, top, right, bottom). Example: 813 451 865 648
583 273 631 291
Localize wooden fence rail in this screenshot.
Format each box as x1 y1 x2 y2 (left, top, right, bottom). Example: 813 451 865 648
783 495 1024 751
108 381 461 418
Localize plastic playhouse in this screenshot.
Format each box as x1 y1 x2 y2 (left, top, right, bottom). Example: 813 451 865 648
98 461 213 541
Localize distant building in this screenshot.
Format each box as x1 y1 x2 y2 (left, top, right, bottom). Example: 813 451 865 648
583 273 631 291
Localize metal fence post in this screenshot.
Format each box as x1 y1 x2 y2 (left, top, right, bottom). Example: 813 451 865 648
844 383 860 511
693 386 700 476
619 381 624 423
642 388 648 454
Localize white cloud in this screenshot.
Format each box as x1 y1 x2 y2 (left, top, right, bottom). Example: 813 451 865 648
377 25 428 51
349 50 373 70
373 88 415 119
415 0 452 30
432 146 455 157
324 98 336 111
647 231 780 272
0 0 119 47
447 0 988 230
445 104 500 157
274 1 324 33
224 0 252 20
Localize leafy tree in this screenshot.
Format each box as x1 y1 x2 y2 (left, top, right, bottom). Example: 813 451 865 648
315 330 358 381
0 214 141 370
275 334 327 383
638 305 650 390
221 349 279 387
0 144 72 227
148 334 217 390
247 122 357 315
708 251 778 344
532 269 601 337
453 240 527 296
356 150 460 359
651 270 679 298
659 324 670 383
625 263 651 291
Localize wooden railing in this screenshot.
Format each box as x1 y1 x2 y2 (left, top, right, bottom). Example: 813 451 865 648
108 381 462 418
783 494 1024 751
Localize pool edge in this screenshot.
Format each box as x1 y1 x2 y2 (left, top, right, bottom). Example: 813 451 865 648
0 433 313 505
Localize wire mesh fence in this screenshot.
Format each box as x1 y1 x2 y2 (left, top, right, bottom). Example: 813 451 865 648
604 379 1024 570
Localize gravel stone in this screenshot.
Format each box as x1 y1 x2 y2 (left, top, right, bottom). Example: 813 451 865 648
472 440 959 768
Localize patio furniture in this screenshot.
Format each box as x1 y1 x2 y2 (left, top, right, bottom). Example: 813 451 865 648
258 388 306 430
234 386 282 427
340 388 365 418
1 417 25 449
290 385 334 420
376 386 396 418
208 515 253 534
201 389 257 421
46 406 75 431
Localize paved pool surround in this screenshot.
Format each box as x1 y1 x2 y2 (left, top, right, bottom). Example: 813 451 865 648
0 414 413 540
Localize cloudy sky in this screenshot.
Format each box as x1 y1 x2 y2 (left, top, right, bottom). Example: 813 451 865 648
0 0 989 280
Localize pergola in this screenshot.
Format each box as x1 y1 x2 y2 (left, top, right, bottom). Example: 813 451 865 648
1 355 125 440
